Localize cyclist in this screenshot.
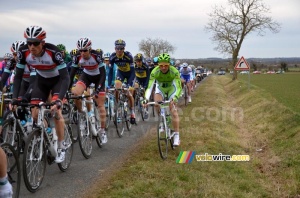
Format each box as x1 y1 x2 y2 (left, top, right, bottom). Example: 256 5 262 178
133 53 149 89
103 52 116 88
109 39 136 124
0 147 12 198
144 53 182 146
180 63 192 103
0 53 13 88
69 37 107 143
69 49 82 85
12 25 70 163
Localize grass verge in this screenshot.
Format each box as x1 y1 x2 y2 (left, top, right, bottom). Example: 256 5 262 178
83 75 300 198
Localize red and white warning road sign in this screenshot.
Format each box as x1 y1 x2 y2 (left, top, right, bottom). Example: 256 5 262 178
234 56 250 70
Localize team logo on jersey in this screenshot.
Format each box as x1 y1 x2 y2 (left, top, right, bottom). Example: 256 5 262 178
17 51 22 61
55 52 64 63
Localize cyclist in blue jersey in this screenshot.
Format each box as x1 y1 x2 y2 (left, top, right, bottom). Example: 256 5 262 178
109 39 136 124
103 52 116 88
179 63 193 103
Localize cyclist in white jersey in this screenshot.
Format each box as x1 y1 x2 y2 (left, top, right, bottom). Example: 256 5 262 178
179 63 193 103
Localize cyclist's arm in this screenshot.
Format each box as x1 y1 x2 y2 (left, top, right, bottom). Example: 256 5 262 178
57 66 70 100
12 64 25 99
96 64 106 92
144 73 155 101
68 65 78 90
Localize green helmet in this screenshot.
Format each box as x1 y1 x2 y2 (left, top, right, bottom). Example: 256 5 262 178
158 53 170 63
57 44 66 52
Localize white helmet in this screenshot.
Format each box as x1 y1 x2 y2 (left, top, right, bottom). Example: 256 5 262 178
24 25 46 41
3 53 12 59
11 40 26 53
77 37 92 50
104 52 111 60
175 60 180 65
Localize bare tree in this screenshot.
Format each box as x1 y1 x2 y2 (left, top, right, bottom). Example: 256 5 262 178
138 38 176 58
205 0 281 79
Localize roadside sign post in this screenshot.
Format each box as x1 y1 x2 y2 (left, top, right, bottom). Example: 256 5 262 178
234 56 251 90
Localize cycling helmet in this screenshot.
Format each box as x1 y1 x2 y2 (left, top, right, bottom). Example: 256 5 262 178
175 60 180 65
96 49 103 53
11 40 26 53
57 44 66 52
146 58 152 63
70 49 78 56
134 53 144 61
157 53 170 63
104 52 111 60
153 57 158 63
115 39 126 47
24 25 46 41
170 59 175 65
77 37 92 50
3 53 13 60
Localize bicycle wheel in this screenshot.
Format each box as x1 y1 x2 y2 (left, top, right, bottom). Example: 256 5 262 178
184 85 188 106
157 117 168 160
114 101 125 137
94 108 102 148
69 106 78 143
23 128 47 193
58 124 73 171
105 97 110 130
1 143 21 198
1 118 19 150
124 104 132 131
77 112 93 159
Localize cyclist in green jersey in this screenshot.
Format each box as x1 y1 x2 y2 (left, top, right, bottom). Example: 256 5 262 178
144 53 182 146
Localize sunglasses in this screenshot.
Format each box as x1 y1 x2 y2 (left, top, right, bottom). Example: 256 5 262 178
79 49 88 53
116 48 124 51
159 64 170 67
27 41 41 46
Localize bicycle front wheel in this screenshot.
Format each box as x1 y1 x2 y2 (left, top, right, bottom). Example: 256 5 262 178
94 108 102 148
58 124 73 171
77 112 93 159
114 101 125 137
184 85 188 106
1 142 21 198
157 117 168 160
23 129 47 193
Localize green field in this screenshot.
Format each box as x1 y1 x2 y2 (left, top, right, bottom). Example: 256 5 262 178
238 73 300 113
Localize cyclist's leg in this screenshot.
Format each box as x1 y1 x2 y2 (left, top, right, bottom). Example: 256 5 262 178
0 147 12 197
72 74 89 112
115 70 125 103
168 84 180 146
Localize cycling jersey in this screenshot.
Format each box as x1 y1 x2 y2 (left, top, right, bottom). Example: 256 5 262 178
109 51 134 72
69 49 106 92
110 51 135 87
180 66 193 82
145 66 181 101
13 43 70 102
134 61 149 88
105 63 117 87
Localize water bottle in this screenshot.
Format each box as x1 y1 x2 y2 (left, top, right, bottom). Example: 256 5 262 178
21 120 28 134
26 116 33 133
46 127 53 140
160 108 165 116
110 95 114 116
124 101 128 112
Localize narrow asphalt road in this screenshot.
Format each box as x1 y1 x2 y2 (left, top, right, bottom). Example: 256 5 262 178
19 112 158 198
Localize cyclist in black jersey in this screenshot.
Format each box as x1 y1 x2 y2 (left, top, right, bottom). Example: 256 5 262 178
13 25 70 163
109 39 136 124
69 38 107 143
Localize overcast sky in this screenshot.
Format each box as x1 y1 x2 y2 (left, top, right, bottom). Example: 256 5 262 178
1 0 299 59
